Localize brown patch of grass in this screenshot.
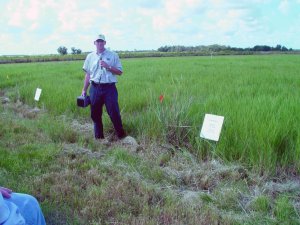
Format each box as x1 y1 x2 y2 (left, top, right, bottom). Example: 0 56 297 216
1 96 44 119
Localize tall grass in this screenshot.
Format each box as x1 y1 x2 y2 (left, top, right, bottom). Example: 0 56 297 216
1 82 300 224
0 55 299 172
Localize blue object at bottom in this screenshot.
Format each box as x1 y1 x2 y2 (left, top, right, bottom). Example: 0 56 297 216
0 193 46 225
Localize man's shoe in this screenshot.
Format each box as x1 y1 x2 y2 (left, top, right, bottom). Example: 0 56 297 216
96 138 110 146
117 133 127 140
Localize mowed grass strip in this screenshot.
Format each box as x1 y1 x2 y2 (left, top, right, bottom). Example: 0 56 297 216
1 103 300 224
0 55 299 172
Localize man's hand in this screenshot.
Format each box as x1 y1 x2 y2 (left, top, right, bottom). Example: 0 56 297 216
100 60 109 69
82 73 90 96
0 187 12 198
100 61 122 75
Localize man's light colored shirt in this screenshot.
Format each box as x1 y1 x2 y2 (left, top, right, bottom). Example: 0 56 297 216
83 49 122 84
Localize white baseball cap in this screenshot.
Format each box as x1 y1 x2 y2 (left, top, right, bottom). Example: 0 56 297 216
95 34 105 41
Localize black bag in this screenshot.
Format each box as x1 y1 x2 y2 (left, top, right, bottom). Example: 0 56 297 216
77 95 90 107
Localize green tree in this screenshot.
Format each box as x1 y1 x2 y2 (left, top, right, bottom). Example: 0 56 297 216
275 44 282 51
71 47 82 54
57 46 68 55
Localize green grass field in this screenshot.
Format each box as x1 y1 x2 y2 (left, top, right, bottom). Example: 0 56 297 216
1 55 300 224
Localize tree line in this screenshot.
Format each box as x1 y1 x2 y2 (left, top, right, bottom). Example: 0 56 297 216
157 44 293 53
57 44 293 55
57 46 82 55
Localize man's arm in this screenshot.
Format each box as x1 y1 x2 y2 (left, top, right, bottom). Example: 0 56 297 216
108 66 122 75
100 61 123 75
81 73 90 96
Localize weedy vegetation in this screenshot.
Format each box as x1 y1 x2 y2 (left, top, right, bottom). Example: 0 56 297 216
0 55 299 224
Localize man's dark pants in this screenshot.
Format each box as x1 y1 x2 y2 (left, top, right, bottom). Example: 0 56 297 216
89 82 125 139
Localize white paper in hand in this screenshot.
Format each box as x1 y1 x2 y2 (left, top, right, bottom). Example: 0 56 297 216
200 114 224 142
34 88 42 101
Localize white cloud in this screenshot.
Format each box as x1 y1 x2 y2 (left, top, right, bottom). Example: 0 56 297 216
56 0 109 33
152 0 205 31
0 0 300 54
6 0 49 28
6 0 25 27
278 0 289 14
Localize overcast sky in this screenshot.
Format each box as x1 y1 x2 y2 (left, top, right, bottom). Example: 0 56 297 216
1 0 299 55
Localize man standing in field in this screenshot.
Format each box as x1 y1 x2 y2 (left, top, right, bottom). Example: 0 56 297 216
81 34 126 140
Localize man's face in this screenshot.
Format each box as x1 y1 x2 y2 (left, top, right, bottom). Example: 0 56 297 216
95 39 106 51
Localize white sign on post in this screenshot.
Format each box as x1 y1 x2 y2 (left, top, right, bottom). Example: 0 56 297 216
34 88 42 101
200 114 224 142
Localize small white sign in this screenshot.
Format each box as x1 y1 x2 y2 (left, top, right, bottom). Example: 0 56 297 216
200 114 224 142
34 88 42 101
